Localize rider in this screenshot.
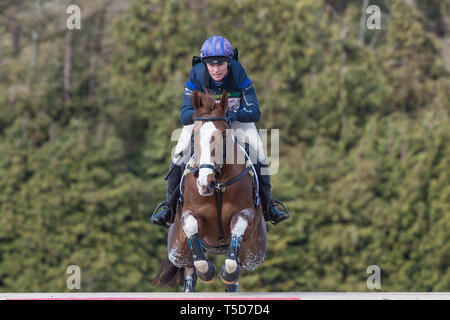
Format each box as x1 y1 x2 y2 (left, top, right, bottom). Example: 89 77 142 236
152 35 289 228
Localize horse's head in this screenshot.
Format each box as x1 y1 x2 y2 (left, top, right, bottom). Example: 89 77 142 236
192 90 229 196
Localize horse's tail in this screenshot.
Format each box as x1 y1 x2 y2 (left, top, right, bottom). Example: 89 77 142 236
152 256 184 288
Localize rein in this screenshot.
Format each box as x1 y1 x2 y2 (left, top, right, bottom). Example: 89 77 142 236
194 116 228 123
188 115 252 247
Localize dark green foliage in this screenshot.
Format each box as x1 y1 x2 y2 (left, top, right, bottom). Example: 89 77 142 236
0 0 448 292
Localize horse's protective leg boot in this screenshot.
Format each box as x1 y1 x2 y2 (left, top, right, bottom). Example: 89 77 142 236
151 162 182 228
225 282 239 292
182 267 197 292
220 234 242 284
257 163 290 225
188 233 217 283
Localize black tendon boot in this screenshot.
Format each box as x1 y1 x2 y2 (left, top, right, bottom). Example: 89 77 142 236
151 162 182 228
257 163 290 225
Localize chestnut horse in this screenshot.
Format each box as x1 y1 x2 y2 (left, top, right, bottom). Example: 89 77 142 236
153 90 266 292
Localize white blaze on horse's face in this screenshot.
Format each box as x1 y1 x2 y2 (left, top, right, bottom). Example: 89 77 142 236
197 121 218 196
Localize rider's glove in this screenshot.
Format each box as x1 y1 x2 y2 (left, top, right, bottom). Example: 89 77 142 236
226 109 240 124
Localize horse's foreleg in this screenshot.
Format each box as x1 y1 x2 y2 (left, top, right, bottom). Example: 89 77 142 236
220 213 249 284
182 213 217 283
182 267 197 292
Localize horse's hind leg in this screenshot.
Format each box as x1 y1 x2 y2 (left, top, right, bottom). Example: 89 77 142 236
182 212 217 283
182 267 197 292
220 214 248 284
225 282 239 292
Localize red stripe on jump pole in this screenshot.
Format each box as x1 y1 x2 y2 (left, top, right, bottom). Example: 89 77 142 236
4 297 301 301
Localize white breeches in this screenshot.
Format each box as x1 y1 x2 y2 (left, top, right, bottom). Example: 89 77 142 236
172 121 269 169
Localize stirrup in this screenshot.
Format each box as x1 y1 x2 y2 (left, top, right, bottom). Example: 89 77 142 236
269 198 290 225
151 201 171 229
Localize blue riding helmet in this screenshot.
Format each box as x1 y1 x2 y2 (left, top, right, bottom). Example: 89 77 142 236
200 35 234 61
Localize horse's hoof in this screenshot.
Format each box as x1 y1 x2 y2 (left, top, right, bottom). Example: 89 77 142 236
196 260 217 283
220 263 241 284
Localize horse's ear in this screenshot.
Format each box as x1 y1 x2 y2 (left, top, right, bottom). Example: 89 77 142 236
193 90 202 110
219 90 228 113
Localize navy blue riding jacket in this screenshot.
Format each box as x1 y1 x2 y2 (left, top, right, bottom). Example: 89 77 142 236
181 60 261 125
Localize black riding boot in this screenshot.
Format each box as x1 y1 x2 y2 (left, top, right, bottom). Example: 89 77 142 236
257 163 289 225
151 162 182 228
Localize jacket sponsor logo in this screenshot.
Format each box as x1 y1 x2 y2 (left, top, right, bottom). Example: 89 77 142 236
184 87 194 96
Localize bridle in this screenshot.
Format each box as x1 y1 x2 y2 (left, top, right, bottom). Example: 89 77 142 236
191 115 252 185
192 116 229 180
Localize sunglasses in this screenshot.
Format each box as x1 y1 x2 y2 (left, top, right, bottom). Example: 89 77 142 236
204 57 230 65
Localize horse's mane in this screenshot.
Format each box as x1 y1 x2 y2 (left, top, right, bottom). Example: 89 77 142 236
197 89 220 113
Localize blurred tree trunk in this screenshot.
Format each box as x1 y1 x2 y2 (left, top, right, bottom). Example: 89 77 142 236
31 30 38 68
443 2 450 71
358 0 369 47
12 22 21 57
64 31 72 103
89 4 107 104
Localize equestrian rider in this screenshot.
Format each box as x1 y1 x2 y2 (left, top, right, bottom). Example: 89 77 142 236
152 35 289 228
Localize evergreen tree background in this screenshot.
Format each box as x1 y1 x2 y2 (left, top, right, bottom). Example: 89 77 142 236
0 0 448 292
